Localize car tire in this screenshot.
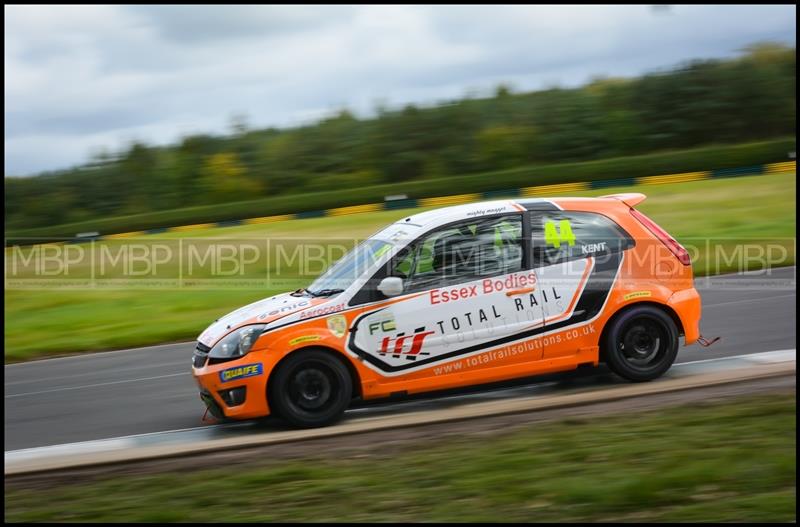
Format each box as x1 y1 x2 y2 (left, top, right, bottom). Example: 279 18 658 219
602 305 679 382
269 349 353 428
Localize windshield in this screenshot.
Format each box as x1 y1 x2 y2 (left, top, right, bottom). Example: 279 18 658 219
305 222 419 296
306 239 393 295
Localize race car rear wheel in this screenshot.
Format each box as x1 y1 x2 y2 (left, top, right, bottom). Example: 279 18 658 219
603 305 679 382
269 349 352 428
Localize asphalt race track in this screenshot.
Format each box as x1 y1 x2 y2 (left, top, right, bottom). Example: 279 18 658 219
5 266 796 452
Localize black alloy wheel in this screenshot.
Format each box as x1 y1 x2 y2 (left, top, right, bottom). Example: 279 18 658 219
603 305 679 382
269 349 353 428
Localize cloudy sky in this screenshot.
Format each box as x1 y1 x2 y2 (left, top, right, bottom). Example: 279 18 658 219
4 4 795 176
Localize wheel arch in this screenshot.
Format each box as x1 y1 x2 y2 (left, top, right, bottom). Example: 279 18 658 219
599 301 684 361
267 345 363 403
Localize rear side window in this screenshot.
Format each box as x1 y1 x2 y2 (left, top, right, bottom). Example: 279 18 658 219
531 211 633 267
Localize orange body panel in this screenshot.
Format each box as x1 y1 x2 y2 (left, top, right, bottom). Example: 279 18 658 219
192 196 702 420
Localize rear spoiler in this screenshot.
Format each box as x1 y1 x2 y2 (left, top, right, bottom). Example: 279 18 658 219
599 192 647 208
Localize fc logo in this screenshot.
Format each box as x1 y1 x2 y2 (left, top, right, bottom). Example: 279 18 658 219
368 318 396 334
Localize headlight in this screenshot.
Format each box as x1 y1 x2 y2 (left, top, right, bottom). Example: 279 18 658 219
209 324 267 359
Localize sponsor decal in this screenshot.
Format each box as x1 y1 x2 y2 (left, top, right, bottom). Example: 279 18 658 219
435 305 502 334
348 252 622 375
431 286 562 337
624 290 652 301
299 303 346 320
326 315 348 338
379 327 436 360
511 288 561 311
432 324 598 376
368 317 397 335
429 272 537 304
258 300 312 320
430 284 477 304
482 272 538 294
581 242 607 255
219 363 263 383
466 206 507 217
289 335 321 346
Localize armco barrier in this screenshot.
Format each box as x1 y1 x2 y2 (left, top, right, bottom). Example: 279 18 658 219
6 160 796 247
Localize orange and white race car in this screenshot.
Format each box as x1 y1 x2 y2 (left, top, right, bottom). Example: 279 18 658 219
192 194 702 427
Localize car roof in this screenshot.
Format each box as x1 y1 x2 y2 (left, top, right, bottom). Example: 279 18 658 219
393 194 644 230
397 198 557 229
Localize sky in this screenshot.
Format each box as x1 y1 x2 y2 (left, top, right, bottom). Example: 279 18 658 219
4 4 796 176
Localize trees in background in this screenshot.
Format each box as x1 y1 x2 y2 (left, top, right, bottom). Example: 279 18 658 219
5 44 795 229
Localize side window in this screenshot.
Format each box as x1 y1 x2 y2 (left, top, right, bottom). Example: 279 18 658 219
392 215 523 294
531 211 632 267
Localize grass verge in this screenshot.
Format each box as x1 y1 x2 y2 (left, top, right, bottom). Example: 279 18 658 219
4 172 796 361
4 393 796 522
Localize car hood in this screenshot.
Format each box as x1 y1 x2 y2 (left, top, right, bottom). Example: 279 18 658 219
197 292 320 348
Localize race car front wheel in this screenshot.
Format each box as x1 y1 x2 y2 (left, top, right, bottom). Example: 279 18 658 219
602 305 679 382
269 349 353 428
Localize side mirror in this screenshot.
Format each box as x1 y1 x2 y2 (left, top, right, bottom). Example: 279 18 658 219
377 276 404 297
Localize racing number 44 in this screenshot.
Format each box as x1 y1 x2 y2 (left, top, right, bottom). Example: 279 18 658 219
544 219 576 248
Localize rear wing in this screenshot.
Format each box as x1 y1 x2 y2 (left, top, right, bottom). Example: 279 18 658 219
599 192 646 208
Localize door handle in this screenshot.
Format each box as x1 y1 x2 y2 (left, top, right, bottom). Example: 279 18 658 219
506 287 535 297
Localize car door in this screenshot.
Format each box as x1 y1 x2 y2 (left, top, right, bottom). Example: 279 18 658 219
530 210 633 359
348 213 547 376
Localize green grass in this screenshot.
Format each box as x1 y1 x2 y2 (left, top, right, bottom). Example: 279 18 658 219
4 393 796 522
4 172 795 361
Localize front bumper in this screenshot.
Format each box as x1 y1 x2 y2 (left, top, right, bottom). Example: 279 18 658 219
200 389 226 419
192 345 275 420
